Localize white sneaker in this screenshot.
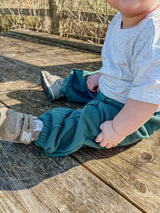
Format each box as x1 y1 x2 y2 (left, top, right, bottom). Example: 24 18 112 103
41 70 64 101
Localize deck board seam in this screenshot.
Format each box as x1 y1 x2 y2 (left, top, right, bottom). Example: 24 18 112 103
0 56 41 74
1 54 100 74
70 154 145 213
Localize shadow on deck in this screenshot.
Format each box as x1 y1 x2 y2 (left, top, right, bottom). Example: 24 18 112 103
0 29 159 213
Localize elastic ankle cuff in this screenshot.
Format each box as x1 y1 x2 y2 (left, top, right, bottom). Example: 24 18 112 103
35 111 52 146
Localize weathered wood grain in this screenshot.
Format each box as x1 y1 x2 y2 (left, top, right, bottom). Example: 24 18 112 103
0 31 142 212
0 30 101 114
72 132 160 213
1 29 103 53
0 142 141 213
2 30 158 212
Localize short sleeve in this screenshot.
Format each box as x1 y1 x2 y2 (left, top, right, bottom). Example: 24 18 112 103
128 22 160 105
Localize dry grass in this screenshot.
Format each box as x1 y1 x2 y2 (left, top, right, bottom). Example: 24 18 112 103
0 0 117 44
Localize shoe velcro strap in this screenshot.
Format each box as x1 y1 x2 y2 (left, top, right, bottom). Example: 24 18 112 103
20 114 34 144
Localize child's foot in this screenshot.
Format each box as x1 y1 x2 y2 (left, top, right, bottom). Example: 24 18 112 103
40 70 64 101
0 107 43 144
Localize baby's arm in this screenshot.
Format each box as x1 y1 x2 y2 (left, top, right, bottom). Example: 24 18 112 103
87 73 101 92
95 98 158 148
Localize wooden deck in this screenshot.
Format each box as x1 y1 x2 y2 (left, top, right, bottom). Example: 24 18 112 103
0 29 160 213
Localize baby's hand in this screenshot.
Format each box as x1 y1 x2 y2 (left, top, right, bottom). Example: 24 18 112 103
95 121 125 149
87 73 100 92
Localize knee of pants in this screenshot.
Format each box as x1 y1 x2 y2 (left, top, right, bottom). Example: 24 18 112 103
80 100 121 140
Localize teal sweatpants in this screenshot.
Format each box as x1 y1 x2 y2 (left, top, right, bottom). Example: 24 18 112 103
35 69 160 156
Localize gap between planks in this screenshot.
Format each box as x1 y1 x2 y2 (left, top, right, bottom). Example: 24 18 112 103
70 154 145 213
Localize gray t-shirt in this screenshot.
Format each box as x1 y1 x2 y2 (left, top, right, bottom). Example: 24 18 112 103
99 7 160 111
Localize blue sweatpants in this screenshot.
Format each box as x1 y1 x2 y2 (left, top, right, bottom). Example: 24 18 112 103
35 69 160 156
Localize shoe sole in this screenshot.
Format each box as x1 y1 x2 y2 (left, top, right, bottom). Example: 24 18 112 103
40 71 54 102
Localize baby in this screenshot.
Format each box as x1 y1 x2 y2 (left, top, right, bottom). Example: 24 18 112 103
0 0 160 156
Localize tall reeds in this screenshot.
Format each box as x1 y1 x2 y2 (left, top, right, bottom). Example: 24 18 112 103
0 0 117 44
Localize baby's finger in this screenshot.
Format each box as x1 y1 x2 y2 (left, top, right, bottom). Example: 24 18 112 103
100 123 104 131
105 143 113 149
95 132 103 143
90 84 96 92
87 81 92 91
87 77 90 83
99 140 107 147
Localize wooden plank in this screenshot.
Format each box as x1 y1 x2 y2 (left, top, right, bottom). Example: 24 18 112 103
1 29 103 53
0 30 101 113
1 28 156 213
0 33 141 212
72 132 160 212
0 142 141 213
0 30 102 68
0 56 67 115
